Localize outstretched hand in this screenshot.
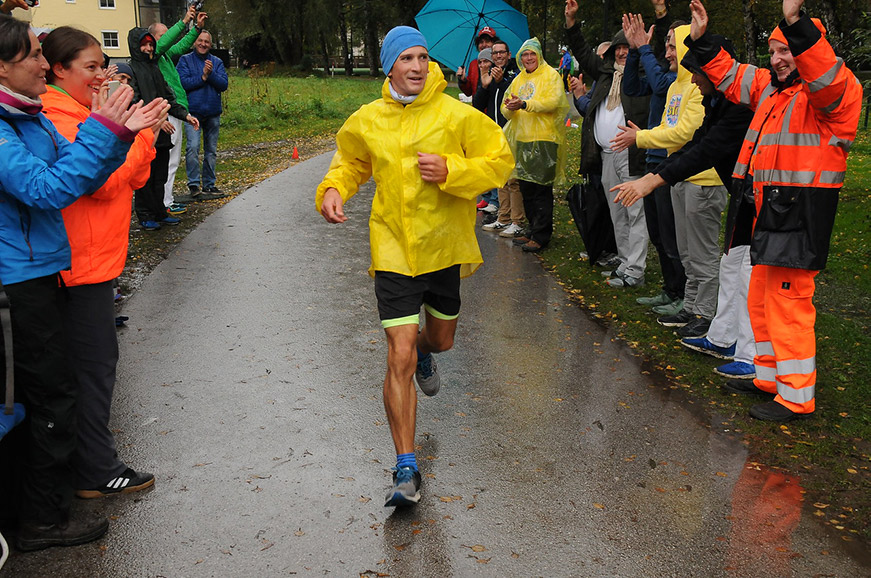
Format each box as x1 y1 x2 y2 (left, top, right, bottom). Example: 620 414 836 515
610 120 641 152
689 0 708 41
320 188 347 223
611 173 663 206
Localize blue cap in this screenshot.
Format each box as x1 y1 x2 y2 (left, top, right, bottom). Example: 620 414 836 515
380 26 427 75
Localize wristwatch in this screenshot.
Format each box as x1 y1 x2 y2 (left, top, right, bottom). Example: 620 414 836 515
521 101 527 110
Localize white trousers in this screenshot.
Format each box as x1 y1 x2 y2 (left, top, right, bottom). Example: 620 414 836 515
164 115 184 207
707 245 754 365
601 149 647 279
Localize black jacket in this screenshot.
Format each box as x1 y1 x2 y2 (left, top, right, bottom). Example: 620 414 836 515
565 24 650 176
472 60 519 128
127 28 188 147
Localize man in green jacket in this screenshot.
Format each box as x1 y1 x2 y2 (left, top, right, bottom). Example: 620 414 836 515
148 6 215 208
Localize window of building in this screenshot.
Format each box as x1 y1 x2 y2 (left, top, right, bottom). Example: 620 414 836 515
99 0 116 9
102 31 119 49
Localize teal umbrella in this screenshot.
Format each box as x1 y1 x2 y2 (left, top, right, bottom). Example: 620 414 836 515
415 0 530 71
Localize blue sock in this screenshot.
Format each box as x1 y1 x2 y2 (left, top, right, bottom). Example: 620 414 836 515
417 347 427 363
396 452 418 471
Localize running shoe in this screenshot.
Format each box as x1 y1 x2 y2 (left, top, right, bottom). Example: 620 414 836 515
384 467 421 507
415 353 440 396
681 337 736 359
76 467 154 498
499 224 525 238
482 220 510 231
714 361 755 379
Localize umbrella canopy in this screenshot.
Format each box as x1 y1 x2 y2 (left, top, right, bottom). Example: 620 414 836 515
565 178 618 266
415 0 530 72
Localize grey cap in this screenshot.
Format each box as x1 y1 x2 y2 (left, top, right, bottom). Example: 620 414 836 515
477 47 493 62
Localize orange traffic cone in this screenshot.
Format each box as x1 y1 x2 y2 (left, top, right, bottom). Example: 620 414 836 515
292 146 299 160
565 117 572 127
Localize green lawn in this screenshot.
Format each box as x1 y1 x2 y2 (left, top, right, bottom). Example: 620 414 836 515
216 71 871 541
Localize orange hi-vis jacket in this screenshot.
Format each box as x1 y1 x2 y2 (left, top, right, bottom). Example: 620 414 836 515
41 86 156 287
688 14 862 271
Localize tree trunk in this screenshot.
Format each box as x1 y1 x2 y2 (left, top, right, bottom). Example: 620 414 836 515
340 3 353 76
362 0 380 76
817 0 841 54
320 30 331 74
742 0 757 65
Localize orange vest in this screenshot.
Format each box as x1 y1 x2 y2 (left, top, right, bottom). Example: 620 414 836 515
41 87 155 287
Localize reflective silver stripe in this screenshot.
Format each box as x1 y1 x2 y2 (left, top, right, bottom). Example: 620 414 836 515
759 84 777 102
756 341 775 357
759 132 820 147
807 58 843 93
777 383 815 404
733 162 749 177
821 91 844 115
829 135 853 152
777 356 816 375
744 128 760 143
717 61 742 94
755 365 777 383
755 168 817 184
820 171 846 185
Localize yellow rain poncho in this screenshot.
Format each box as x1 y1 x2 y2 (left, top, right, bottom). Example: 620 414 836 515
315 62 514 278
501 37 568 187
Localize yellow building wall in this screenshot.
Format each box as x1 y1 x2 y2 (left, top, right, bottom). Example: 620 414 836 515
20 1 140 58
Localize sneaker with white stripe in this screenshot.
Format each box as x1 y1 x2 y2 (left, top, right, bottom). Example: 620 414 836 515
76 467 155 498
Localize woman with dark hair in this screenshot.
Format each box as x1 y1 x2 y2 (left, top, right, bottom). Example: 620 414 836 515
0 15 167 551
41 26 163 504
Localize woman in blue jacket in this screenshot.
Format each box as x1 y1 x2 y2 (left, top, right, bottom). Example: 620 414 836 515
0 15 167 551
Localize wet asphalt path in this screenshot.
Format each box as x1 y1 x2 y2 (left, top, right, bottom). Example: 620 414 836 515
4 152 869 577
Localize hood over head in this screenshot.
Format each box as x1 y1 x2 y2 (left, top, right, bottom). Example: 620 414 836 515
604 29 629 60
127 28 155 62
515 37 543 69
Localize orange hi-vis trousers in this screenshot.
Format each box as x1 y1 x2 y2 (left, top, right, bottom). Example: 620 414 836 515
748 265 817 414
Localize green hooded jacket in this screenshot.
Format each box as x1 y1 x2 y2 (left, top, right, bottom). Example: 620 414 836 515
155 19 199 109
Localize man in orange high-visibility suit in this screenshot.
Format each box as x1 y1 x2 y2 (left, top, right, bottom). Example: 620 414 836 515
685 0 862 421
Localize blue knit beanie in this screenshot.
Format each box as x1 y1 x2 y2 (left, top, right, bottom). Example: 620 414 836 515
380 26 428 75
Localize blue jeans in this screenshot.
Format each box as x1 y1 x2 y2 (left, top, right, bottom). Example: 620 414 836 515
185 114 220 189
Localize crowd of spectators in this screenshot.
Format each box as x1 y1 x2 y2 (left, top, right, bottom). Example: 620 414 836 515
0 0 228 553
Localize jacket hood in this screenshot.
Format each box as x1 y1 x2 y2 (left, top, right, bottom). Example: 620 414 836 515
673 25 692 82
127 28 154 63
515 37 544 70
381 61 446 106
605 30 629 60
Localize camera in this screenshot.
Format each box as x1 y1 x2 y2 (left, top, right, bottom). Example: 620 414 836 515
24 0 39 7
189 0 204 10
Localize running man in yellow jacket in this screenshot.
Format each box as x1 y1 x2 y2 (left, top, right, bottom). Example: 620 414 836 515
686 0 862 421
316 26 514 506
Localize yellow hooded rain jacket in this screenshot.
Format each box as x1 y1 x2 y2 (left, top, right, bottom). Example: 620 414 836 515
315 63 514 278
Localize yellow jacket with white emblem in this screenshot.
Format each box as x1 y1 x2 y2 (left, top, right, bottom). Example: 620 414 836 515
316 62 514 278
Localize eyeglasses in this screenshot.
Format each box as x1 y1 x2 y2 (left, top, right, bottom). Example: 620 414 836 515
491 50 508 55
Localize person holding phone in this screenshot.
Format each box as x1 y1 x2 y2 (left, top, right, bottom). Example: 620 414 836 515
40 26 168 504
0 15 166 551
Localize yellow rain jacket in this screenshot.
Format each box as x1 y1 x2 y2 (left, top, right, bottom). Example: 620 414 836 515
635 25 720 186
315 62 514 278
501 38 568 186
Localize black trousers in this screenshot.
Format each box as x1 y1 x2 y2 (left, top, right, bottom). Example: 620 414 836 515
518 180 554 247
135 146 170 223
65 281 125 488
644 162 685 299
5 275 76 524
